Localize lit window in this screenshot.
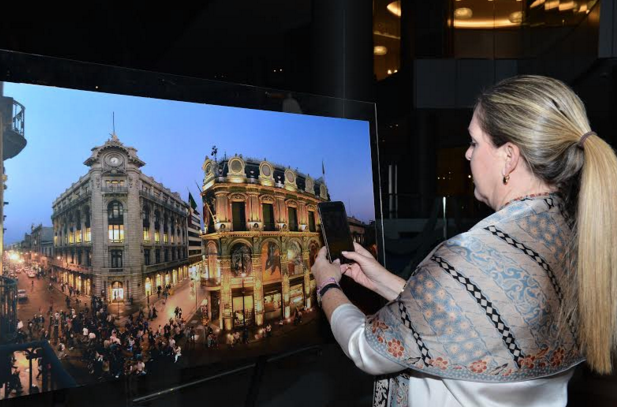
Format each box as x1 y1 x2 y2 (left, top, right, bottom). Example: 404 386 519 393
108 224 124 243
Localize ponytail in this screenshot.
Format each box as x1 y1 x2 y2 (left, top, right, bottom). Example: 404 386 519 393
575 134 617 374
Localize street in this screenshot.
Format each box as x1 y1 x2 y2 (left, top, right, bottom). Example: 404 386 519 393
5 269 325 400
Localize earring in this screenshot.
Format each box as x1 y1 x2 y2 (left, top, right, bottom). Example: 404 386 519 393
503 174 510 185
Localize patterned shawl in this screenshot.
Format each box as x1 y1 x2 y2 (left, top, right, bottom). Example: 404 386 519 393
366 194 583 388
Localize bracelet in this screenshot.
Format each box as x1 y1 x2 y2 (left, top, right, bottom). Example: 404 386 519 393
317 282 341 306
316 277 338 293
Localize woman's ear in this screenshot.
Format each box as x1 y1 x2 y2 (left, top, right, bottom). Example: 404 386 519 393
501 142 521 176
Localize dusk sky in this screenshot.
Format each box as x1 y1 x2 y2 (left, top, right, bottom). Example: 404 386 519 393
3 82 375 245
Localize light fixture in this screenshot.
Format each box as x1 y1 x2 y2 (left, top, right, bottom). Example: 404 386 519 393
559 1 577 11
545 0 559 10
454 7 473 19
387 1 401 17
374 45 388 56
387 69 393 75
530 0 545 7
509 11 524 23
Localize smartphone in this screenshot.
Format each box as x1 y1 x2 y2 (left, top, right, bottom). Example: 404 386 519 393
317 201 355 264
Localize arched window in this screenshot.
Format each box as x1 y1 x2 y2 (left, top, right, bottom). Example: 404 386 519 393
84 207 91 242
231 243 252 277
143 204 150 241
309 241 319 267
154 210 161 243
68 213 75 244
287 241 303 276
108 201 124 243
75 210 82 243
261 241 281 282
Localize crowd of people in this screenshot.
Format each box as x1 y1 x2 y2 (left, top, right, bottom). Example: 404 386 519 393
13 294 192 383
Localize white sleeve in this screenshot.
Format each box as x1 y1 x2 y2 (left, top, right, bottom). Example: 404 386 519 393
330 303 406 376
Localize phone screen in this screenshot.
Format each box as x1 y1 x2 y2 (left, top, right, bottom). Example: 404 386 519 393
318 201 355 263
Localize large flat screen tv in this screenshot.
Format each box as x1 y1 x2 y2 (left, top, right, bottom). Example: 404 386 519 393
0 49 382 404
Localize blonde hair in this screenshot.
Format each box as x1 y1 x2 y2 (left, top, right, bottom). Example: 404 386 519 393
476 75 617 374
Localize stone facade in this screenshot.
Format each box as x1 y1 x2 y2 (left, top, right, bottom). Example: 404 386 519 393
51 134 191 305
201 155 327 331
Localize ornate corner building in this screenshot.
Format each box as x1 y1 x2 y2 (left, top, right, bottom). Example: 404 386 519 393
51 134 191 306
201 155 327 331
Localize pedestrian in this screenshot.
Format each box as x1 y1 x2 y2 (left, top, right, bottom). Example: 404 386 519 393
173 345 182 363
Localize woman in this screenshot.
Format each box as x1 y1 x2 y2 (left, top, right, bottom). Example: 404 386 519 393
312 75 617 406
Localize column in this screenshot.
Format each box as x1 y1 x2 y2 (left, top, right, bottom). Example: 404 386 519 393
215 192 230 222
247 191 261 228
220 256 233 331
275 195 287 226
298 201 307 230
303 252 312 309
253 254 264 326
311 0 373 102
282 273 290 319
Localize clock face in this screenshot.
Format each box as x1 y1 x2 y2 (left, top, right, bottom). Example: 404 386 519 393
286 172 294 182
109 156 122 166
261 165 271 176
205 163 212 174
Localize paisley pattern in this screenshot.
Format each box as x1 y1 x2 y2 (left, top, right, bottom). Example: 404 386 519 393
366 194 583 389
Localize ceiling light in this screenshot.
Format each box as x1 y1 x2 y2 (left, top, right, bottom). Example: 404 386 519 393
453 18 519 28
509 11 524 23
374 46 388 56
559 1 577 11
387 1 401 17
530 0 545 7
454 7 473 19
545 0 559 10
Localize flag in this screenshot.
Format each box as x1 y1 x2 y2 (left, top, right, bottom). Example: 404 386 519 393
322 159 325 176
188 192 198 211
188 192 198 228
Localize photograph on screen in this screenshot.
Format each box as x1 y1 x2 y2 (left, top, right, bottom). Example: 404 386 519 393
0 81 376 399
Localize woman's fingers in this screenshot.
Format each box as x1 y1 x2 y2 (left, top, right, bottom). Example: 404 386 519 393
340 250 365 264
316 246 329 260
352 242 374 258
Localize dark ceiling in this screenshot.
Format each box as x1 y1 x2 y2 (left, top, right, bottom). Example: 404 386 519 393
0 0 315 90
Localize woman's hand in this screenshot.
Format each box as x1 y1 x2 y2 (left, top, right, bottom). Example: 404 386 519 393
311 246 343 288
339 242 406 301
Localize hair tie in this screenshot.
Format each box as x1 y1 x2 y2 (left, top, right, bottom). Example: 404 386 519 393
578 131 596 149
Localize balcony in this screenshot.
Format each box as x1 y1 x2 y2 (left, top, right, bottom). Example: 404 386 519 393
52 191 92 218
139 190 186 215
1 97 27 160
143 258 189 274
49 258 92 274
102 185 128 194
202 278 221 288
